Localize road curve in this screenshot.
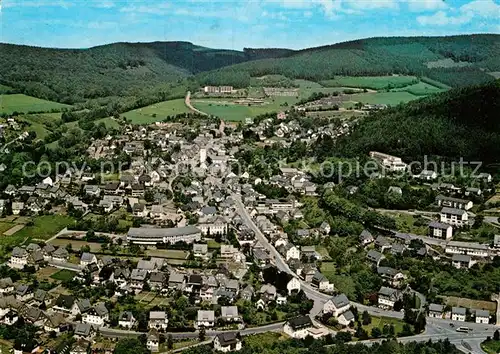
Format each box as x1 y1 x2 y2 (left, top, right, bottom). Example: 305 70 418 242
185 91 208 116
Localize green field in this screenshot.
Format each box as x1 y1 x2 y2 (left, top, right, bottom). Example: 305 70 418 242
50 269 77 282
95 117 121 129
321 76 418 90
344 91 420 106
192 97 296 121
122 99 190 124
0 94 71 114
393 81 446 96
13 215 75 241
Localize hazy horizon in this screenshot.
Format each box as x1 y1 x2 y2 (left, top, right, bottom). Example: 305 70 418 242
1 0 499 50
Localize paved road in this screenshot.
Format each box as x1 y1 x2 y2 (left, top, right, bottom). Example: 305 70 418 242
231 193 497 351
100 322 284 339
232 193 404 318
185 91 208 116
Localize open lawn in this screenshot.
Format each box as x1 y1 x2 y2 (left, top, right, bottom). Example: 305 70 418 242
244 332 288 347
321 76 418 90
192 97 296 121
393 81 446 96
49 239 103 252
0 94 70 114
50 269 77 282
441 296 497 312
146 249 188 259
122 99 190 124
389 212 428 235
36 266 61 281
344 91 420 106
14 215 75 241
482 339 500 354
95 117 121 129
0 222 14 234
363 316 406 336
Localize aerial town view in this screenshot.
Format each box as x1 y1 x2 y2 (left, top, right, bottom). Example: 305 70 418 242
0 1 499 354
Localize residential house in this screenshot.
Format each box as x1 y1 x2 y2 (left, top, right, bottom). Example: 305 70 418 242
240 285 254 301
147 329 160 352
259 284 277 302
118 311 136 329
213 332 242 352
83 302 108 327
428 221 453 240
445 241 489 258
221 306 240 322
149 272 167 291
283 316 314 339
377 267 405 287
193 244 209 259
0 278 14 294
149 311 168 330
451 254 474 269
52 247 69 263
436 195 473 210
280 244 300 261
359 230 374 246
70 340 89 354
74 323 92 339
168 272 185 291
12 202 24 215
311 272 334 292
366 250 385 266
375 236 392 252
440 207 469 227
378 286 401 310
80 253 97 267
130 269 148 291
475 310 489 324
220 245 238 259
323 293 350 318
451 307 466 322
53 295 78 315
286 278 301 295
9 247 28 269
196 310 215 328
428 304 444 318
15 285 33 302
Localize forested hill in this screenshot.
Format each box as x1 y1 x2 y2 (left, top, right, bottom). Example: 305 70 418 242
196 34 500 88
335 79 500 163
0 41 292 104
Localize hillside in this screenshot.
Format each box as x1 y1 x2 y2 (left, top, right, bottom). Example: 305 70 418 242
335 79 500 163
196 34 500 88
0 41 291 104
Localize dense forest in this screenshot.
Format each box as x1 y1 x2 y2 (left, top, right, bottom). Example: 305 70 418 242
0 41 290 104
178 338 461 354
335 79 500 163
196 34 500 88
1 35 498 104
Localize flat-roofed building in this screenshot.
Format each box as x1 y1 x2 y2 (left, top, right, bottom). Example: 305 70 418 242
127 226 201 245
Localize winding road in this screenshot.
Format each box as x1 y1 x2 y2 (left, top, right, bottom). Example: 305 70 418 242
185 91 208 116
231 193 495 353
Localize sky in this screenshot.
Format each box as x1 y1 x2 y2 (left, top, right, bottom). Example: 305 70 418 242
0 0 499 50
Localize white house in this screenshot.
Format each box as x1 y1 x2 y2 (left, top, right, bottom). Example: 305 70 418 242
451 254 474 269
80 253 97 267
83 303 108 327
196 310 215 328
118 311 136 329
213 332 242 352
149 311 168 330
440 207 468 226
475 310 489 324
436 195 473 210
283 316 314 339
451 307 466 322
428 304 444 318
147 329 160 352
428 221 453 240
286 278 301 295
9 247 28 270
322 293 351 318
445 241 489 258
378 286 401 310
